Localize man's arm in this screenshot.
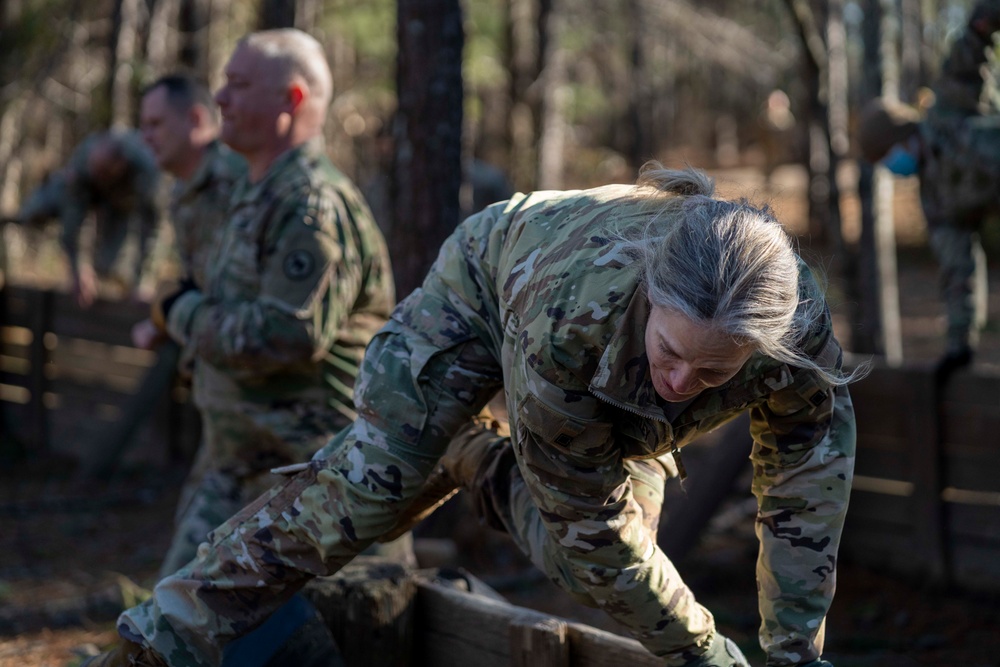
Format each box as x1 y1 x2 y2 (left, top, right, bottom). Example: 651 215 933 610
165 185 366 379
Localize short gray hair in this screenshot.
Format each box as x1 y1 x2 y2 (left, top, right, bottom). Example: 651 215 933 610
625 162 848 385
241 29 333 109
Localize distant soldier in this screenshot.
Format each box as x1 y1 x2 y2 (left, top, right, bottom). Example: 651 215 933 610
135 73 249 578
858 0 1000 379
133 74 247 361
47 130 162 307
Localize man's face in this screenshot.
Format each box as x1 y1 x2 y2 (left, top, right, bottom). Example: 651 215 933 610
644 305 754 403
140 86 193 175
214 45 285 156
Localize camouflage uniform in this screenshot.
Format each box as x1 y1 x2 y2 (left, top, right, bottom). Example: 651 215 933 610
156 140 246 577
59 130 162 288
118 184 854 666
168 140 247 288
920 6 1000 354
155 138 394 577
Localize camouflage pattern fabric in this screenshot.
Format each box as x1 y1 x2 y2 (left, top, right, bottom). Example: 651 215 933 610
920 3 1000 352
154 138 394 577
58 130 162 286
118 184 854 667
168 140 247 288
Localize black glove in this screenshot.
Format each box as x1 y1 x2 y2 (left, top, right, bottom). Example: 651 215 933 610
933 344 973 387
150 276 197 332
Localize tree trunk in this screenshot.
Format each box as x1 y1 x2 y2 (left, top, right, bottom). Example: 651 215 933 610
109 0 142 128
391 0 464 300
506 0 538 191
624 0 650 171
535 0 565 189
147 0 182 78
178 0 208 73
899 0 923 103
877 0 904 364
851 0 886 355
257 0 295 29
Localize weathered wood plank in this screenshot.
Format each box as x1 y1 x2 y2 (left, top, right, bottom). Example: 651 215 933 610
414 580 662 667
510 617 569 667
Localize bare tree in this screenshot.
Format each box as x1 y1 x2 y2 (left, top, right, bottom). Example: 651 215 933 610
391 0 464 299
109 0 143 128
536 0 566 189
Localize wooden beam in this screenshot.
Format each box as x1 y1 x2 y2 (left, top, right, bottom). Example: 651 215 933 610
510 617 568 667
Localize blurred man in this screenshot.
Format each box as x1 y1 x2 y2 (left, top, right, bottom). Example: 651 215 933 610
43 130 162 307
133 74 247 361
137 73 250 577
858 1 1000 380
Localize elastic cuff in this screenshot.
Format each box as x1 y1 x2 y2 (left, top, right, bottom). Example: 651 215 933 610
166 290 205 344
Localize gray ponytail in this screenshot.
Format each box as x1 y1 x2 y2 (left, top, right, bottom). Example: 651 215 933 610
625 162 853 386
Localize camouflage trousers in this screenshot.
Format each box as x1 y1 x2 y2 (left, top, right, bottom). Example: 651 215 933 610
928 226 988 353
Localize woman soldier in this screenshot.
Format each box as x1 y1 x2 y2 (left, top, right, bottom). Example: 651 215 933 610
88 165 854 667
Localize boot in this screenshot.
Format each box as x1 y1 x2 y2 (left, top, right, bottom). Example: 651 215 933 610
379 409 509 542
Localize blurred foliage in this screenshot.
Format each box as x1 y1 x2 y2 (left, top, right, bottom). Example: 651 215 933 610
0 0 992 208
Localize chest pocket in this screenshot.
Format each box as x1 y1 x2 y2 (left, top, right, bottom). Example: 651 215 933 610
516 390 613 461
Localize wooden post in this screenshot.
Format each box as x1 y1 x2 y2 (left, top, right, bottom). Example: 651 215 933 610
907 367 947 583
302 557 417 667
27 289 51 453
510 617 569 667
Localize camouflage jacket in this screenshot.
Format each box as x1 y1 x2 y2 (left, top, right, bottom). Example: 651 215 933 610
165 138 395 475
408 185 855 663
169 140 247 288
921 6 1000 228
59 130 161 267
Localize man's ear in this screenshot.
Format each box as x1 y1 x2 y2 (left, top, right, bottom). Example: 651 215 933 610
288 81 307 111
189 104 210 128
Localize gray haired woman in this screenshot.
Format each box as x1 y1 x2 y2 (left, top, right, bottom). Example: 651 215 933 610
89 164 854 667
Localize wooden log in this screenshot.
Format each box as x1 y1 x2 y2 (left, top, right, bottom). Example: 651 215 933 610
302 557 417 667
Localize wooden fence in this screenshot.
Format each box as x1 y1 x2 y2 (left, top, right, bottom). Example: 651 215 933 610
0 284 199 467
844 363 1000 591
1 285 999 592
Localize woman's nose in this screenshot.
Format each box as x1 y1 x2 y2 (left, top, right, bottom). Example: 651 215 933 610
669 365 699 394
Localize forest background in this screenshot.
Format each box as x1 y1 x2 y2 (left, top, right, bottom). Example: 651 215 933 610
1 0 999 363
3 1 1000 666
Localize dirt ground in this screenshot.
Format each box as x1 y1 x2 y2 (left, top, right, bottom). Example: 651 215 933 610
2 163 1000 666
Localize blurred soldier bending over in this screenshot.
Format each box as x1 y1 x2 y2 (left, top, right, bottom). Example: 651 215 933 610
18 129 163 307
858 0 1000 380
